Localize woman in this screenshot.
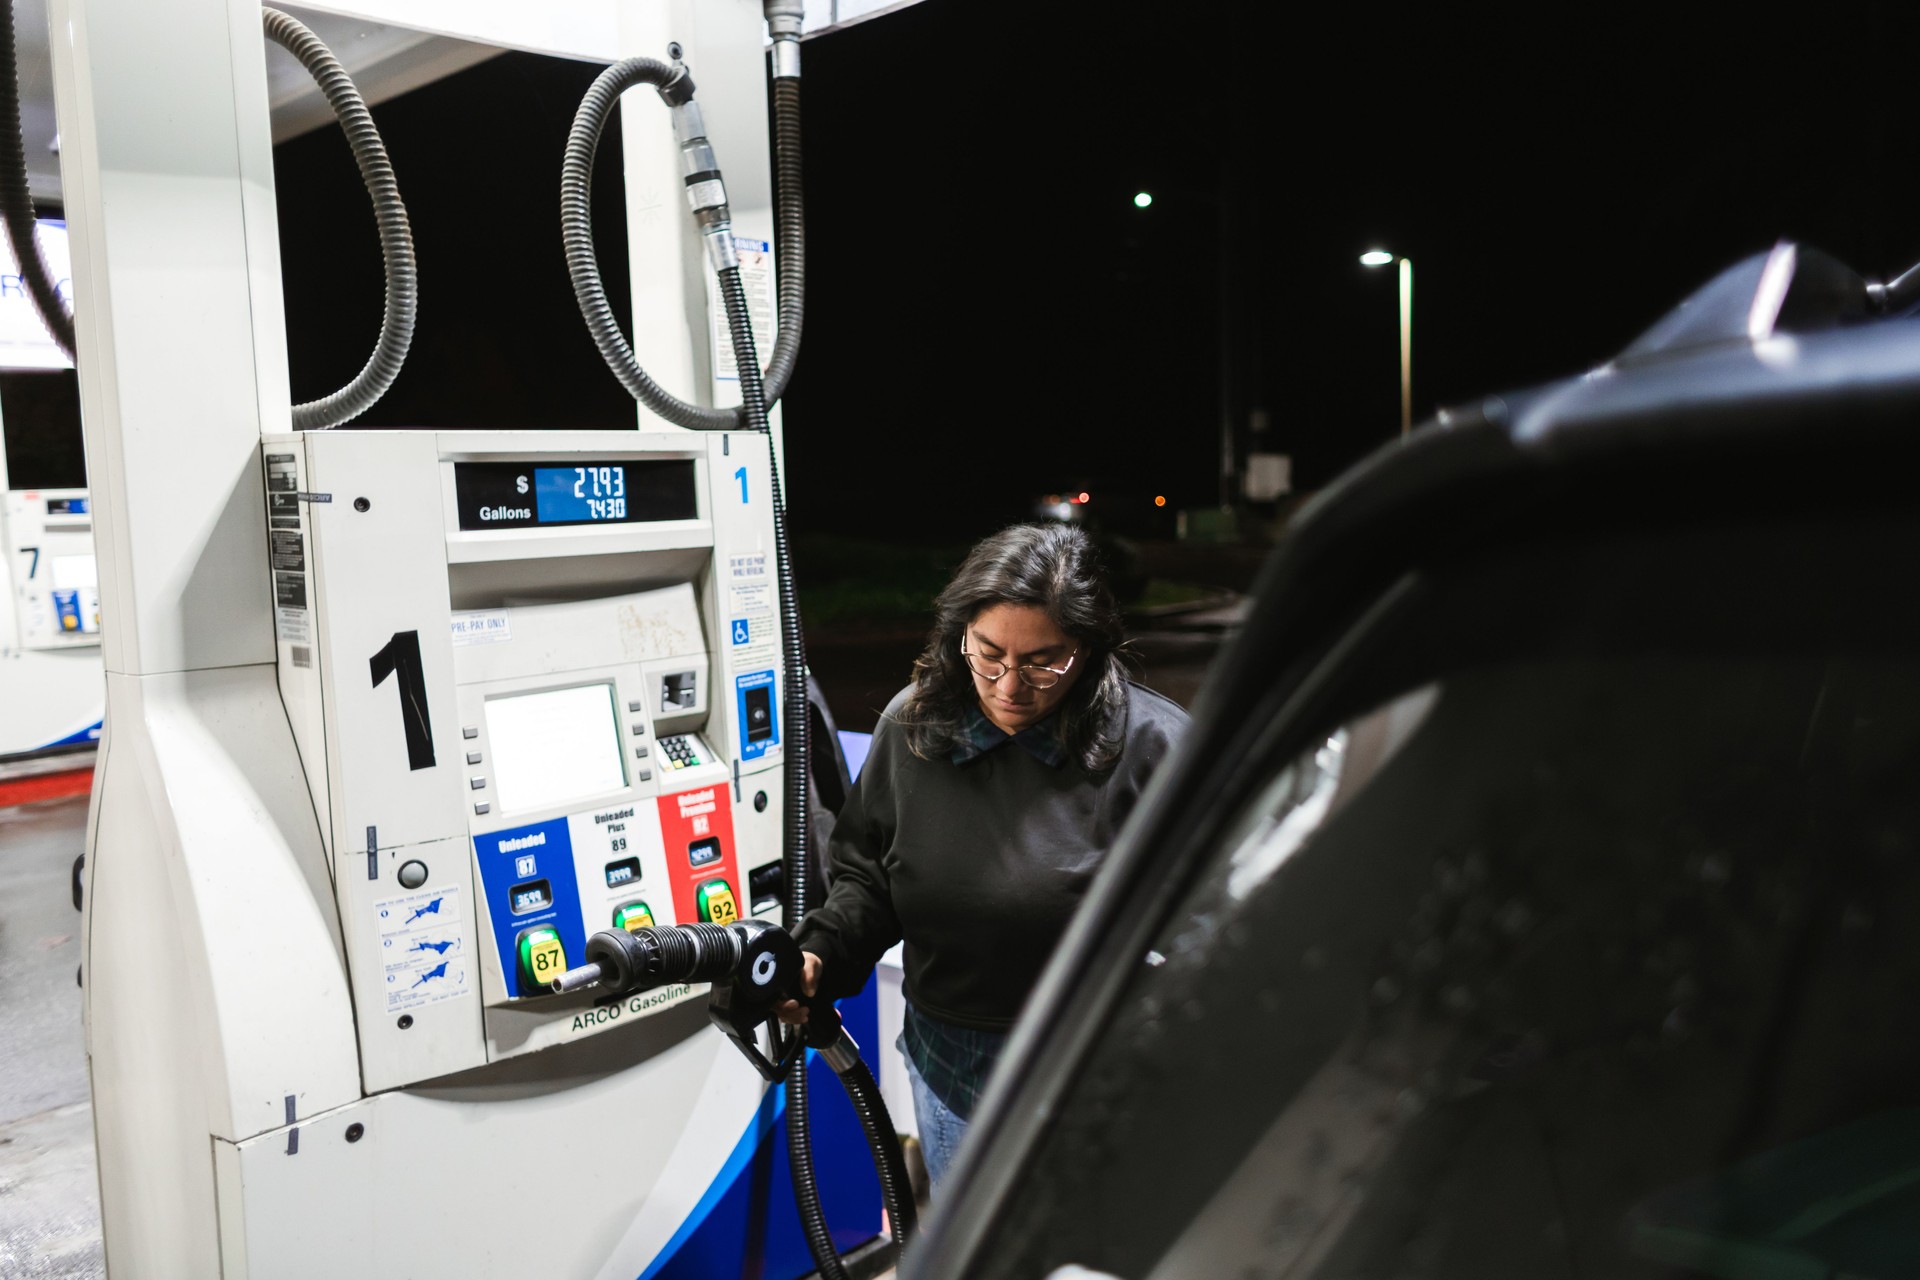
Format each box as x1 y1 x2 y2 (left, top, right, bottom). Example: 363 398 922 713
780 522 1189 1190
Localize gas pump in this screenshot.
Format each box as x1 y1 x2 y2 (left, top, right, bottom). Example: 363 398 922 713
262 425 793 1088
34 0 890 1275
0 259 100 759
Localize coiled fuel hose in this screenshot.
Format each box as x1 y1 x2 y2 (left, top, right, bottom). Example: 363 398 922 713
262 8 416 429
562 35 912 1278
0 5 415 426
0 0 73 357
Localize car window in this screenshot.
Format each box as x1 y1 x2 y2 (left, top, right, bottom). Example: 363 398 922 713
992 653 1920 1279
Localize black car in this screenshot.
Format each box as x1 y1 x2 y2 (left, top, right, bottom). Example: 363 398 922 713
910 243 1920 1279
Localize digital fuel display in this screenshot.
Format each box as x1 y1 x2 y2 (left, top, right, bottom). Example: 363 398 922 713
453 459 698 531
535 466 626 522
508 878 552 915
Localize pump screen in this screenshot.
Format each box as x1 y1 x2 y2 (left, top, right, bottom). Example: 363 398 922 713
453 459 697 530
483 684 627 814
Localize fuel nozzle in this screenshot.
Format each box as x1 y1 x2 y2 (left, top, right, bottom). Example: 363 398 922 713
552 920 765 995
549 919 854 1082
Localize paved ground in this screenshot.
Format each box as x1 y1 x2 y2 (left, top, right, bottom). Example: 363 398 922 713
0 794 103 1279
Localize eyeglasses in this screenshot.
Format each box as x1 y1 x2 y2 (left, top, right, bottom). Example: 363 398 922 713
962 644 1079 690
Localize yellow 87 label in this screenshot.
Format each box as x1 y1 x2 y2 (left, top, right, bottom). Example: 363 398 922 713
530 939 565 974
520 930 567 990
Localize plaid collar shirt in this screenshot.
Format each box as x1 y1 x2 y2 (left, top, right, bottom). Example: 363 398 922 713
902 1003 1009 1122
949 705 1068 769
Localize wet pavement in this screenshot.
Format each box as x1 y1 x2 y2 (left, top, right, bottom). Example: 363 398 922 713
0 794 102 1278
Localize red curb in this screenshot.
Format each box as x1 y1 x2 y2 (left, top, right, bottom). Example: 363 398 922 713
0 767 94 809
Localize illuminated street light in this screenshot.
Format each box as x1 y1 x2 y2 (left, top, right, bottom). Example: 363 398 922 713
1133 191 1153 209
1361 250 1414 437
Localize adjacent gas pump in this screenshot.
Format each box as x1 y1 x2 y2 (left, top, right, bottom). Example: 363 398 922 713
44 0 886 1275
0 407 102 760
0 208 101 759
0 473 102 757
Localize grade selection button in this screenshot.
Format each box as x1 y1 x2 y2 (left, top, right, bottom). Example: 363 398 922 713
613 901 655 933
696 878 739 924
516 925 566 993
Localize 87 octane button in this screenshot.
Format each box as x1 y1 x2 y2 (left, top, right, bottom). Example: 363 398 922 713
516 925 567 993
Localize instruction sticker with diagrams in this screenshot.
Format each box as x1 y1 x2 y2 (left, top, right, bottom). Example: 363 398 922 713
376 885 473 1012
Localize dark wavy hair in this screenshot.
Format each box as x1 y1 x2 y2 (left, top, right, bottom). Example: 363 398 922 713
894 523 1131 774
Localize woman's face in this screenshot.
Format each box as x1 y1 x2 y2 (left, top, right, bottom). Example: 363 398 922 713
964 602 1084 736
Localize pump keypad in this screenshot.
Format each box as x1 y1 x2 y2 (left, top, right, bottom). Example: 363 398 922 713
659 734 703 770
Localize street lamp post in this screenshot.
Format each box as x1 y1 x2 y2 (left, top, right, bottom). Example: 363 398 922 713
1361 250 1413 436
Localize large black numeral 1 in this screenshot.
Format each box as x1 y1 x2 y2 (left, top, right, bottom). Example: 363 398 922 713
369 631 436 770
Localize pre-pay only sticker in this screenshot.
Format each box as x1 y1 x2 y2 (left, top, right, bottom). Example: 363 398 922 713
376 885 472 1012
450 610 512 646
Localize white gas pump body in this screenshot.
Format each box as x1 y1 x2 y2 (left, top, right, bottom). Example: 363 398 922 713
55 0 821 1274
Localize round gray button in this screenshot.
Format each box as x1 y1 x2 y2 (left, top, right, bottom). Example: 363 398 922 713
397 859 429 890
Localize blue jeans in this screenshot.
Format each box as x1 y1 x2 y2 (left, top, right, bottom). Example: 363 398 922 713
903 1044 967 1192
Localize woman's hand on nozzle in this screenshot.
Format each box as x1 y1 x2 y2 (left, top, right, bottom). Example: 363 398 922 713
774 951 823 1025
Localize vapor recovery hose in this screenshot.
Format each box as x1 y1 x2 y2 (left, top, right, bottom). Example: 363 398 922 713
560 58 805 428
263 7 415 430
0 0 75 358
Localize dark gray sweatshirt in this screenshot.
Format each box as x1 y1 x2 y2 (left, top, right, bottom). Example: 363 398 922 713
795 681 1189 1031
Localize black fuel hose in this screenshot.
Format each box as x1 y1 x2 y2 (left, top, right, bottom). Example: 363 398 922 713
263 7 416 430
0 0 74 358
720 245 850 1280
837 1056 919 1250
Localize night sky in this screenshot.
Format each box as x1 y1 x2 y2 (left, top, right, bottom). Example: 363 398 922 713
261 3 1920 542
